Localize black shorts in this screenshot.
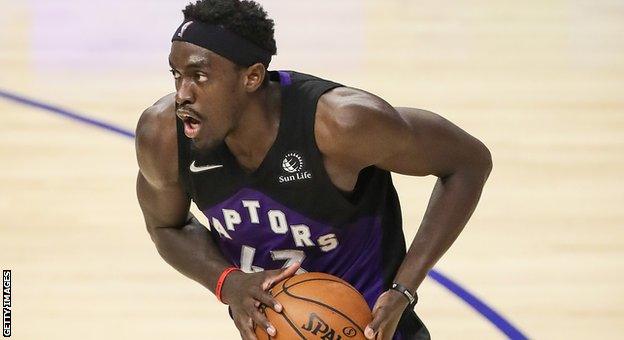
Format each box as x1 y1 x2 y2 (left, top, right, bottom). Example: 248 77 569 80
394 310 431 340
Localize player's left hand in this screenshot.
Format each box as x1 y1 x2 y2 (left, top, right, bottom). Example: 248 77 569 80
364 289 409 340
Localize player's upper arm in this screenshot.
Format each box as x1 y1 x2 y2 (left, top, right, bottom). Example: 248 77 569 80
316 87 492 179
135 93 190 230
136 93 178 187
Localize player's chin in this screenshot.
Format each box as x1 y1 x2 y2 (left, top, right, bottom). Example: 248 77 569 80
190 136 221 153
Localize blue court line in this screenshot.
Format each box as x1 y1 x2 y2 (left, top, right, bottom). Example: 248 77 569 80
0 90 135 139
428 269 528 339
0 88 529 340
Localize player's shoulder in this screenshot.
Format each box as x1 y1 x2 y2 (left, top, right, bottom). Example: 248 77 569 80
315 86 405 156
317 86 400 133
135 93 178 184
136 93 176 150
136 93 176 139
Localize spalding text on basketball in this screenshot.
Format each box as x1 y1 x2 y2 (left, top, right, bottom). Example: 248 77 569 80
302 312 346 340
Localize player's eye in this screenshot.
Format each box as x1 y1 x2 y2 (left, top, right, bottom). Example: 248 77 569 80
169 69 181 79
195 72 208 82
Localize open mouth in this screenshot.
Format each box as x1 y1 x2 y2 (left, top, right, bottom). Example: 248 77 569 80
177 110 202 138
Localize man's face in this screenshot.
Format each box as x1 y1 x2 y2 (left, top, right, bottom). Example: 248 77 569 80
169 41 245 152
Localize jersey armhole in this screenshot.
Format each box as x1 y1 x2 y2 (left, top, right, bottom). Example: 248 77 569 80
305 83 379 211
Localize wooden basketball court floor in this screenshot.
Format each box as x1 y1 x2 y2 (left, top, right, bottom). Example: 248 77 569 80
1 1 623 339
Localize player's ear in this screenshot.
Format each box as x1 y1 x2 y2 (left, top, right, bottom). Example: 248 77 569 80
242 63 266 93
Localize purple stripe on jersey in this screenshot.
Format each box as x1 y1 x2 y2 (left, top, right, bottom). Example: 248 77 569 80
200 187 383 309
277 70 292 86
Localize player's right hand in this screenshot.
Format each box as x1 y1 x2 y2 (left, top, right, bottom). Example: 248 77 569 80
222 262 301 340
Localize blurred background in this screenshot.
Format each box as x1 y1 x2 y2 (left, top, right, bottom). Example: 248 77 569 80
1 0 623 339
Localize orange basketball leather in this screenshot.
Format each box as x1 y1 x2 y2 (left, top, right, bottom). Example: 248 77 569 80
255 272 372 340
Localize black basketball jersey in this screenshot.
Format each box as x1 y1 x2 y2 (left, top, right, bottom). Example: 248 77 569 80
176 71 429 339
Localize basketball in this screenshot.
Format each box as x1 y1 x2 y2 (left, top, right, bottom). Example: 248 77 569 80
255 272 372 340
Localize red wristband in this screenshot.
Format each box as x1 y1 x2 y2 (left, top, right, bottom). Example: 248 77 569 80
216 266 240 304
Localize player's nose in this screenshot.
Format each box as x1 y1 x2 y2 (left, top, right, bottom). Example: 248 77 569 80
175 78 195 106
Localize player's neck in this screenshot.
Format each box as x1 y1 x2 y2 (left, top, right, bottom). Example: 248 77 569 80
225 79 282 172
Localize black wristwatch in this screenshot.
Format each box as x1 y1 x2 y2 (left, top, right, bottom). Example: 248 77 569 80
390 282 418 310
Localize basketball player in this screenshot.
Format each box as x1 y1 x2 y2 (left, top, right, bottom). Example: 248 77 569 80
135 1 492 339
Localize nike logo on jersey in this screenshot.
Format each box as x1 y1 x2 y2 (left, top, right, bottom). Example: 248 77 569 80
190 161 223 173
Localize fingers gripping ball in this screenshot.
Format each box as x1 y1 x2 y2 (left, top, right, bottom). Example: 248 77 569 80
255 272 372 340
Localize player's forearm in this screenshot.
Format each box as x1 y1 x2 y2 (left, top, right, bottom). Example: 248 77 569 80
394 160 492 292
148 217 231 293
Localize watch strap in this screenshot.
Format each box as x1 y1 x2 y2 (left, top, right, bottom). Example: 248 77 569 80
391 282 418 309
